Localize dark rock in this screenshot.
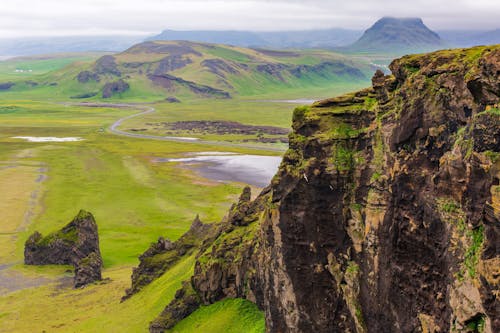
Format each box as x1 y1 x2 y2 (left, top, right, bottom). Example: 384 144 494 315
154 55 192 74
165 97 181 103
201 59 240 78
24 210 102 288
74 252 102 288
148 74 230 99
77 70 100 83
94 55 121 76
0 82 14 90
102 79 129 98
256 63 289 81
160 120 289 136
229 186 252 226
70 92 98 99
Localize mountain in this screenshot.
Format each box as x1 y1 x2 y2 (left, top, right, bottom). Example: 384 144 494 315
0 40 373 101
0 36 144 57
347 17 445 54
122 45 500 332
147 29 363 49
438 29 500 47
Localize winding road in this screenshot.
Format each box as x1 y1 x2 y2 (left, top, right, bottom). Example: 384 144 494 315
77 102 288 152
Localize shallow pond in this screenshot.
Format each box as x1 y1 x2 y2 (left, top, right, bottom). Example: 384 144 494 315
156 152 282 187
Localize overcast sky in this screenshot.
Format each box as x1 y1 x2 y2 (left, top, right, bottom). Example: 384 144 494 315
1 0 499 38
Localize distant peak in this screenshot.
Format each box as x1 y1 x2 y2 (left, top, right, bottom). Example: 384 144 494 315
349 16 443 53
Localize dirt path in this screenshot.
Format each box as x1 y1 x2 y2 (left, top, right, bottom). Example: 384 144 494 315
0 150 52 295
69 102 288 152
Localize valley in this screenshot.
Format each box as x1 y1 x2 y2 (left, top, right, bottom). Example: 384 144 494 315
0 10 498 332
0 39 372 331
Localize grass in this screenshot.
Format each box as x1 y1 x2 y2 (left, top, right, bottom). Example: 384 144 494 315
169 298 265 333
0 255 195 332
0 98 284 331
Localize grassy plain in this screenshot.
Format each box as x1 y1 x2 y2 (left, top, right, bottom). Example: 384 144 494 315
0 99 283 331
0 47 371 331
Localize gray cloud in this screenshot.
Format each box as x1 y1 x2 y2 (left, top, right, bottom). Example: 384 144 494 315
0 0 499 38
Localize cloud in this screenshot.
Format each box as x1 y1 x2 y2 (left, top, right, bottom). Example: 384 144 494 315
0 0 499 38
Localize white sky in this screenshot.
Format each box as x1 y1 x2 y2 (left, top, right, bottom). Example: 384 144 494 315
1 0 499 38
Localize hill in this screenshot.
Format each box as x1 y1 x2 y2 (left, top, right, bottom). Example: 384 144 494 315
439 29 500 47
0 40 373 101
347 17 445 54
0 36 144 57
147 29 362 49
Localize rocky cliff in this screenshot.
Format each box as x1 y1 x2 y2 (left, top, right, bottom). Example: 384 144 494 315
130 45 499 332
25 210 103 288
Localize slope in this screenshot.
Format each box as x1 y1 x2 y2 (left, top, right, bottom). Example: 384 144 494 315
0 40 373 101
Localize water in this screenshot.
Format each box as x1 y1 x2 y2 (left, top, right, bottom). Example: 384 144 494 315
156 152 282 187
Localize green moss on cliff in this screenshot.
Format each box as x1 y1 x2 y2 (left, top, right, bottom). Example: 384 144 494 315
464 226 484 279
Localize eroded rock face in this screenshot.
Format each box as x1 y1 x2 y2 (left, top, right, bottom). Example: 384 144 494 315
122 215 216 301
102 79 130 98
147 45 499 333
24 210 102 288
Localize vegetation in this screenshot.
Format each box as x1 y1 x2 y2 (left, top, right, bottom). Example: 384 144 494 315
0 41 375 331
0 97 289 331
0 41 372 102
169 298 265 333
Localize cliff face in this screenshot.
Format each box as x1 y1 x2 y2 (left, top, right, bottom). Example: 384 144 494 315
148 45 499 332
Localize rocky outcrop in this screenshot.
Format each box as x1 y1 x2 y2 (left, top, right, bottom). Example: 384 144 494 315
102 79 130 98
122 215 216 300
148 74 231 99
24 210 102 288
94 55 121 76
154 55 193 75
0 82 15 90
77 70 100 83
145 45 499 332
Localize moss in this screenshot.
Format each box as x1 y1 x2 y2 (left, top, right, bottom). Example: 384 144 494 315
484 150 500 163
331 145 355 172
437 197 485 279
346 261 360 274
464 226 484 279
350 203 363 213
292 106 309 123
437 198 466 232
479 107 500 116
465 314 486 333
404 64 420 74
364 97 377 111
328 123 365 139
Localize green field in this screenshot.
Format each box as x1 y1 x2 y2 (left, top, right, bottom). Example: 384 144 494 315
0 99 283 332
0 44 371 332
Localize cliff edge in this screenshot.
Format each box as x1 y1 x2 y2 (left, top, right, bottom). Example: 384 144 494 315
134 45 499 333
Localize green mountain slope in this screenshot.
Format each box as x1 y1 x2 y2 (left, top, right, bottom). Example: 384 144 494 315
0 41 373 101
